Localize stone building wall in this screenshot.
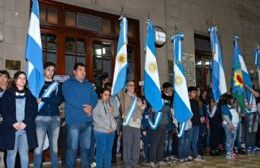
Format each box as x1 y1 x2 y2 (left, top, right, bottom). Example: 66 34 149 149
0 0 259 88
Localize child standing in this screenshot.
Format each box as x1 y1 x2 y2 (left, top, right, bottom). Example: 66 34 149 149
221 94 239 159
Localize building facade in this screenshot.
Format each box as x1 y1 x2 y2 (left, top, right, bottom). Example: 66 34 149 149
0 0 259 90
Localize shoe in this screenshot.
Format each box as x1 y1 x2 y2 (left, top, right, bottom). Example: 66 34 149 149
194 155 202 161
159 161 166 166
170 156 178 162
178 159 185 163
149 162 157 168
185 157 193 162
226 154 237 160
165 156 171 162
90 162 96 168
247 147 253 153
188 156 193 160
238 148 246 154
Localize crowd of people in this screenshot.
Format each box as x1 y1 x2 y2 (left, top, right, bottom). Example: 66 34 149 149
0 62 260 168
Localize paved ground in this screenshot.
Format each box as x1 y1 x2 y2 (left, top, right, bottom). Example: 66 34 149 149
38 153 260 168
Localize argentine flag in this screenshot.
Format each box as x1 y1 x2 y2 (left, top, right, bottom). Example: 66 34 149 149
111 17 128 96
144 19 162 112
172 33 193 124
208 26 227 102
25 0 44 98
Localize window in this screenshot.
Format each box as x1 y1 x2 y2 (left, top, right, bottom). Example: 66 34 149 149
65 38 86 75
194 34 212 89
40 6 59 24
93 41 112 86
41 33 57 64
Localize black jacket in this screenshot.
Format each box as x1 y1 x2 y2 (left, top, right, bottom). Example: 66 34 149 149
190 99 201 126
0 88 38 150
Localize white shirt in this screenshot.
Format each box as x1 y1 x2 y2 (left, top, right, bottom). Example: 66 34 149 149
230 108 239 128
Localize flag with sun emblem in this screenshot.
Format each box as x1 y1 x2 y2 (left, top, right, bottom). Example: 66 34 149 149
172 33 193 124
208 26 227 102
111 17 128 96
144 19 163 112
231 35 246 112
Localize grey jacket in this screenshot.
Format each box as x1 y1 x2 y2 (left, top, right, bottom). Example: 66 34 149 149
93 99 119 133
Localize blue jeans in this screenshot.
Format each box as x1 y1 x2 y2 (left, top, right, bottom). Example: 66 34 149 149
7 132 28 168
165 130 173 156
191 125 200 156
235 122 242 149
66 122 92 168
94 131 115 168
178 129 192 159
34 116 60 168
223 124 237 155
143 130 151 162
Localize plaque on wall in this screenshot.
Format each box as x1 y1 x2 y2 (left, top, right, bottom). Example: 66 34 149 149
5 60 21 71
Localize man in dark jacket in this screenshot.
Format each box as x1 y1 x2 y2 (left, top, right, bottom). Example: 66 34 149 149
33 62 63 168
63 63 98 168
188 86 202 160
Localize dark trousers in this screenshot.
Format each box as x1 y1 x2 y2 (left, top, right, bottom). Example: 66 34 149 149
123 126 141 168
210 122 223 151
149 125 167 162
112 132 119 162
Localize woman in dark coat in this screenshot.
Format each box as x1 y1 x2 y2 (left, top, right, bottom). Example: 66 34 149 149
0 71 38 168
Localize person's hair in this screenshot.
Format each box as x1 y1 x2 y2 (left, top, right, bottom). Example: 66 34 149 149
13 71 27 90
0 70 10 79
221 93 234 105
188 86 197 92
126 80 134 85
162 82 172 89
44 62 56 69
101 87 111 94
73 63 85 71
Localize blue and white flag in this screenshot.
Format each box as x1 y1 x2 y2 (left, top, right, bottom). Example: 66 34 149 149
111 17 128 96
144 19 162 112
172 33 193 124
254 47 260 69
25 0 44 98
208 27 227 102
239 45 256 113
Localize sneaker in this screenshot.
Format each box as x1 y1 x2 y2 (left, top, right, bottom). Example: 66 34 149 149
232 152 238 159
187 156 193 161
226 154 237 160
165 156 171 162
252 146 260 152
170 156 178 162
159 161 167 166
194 155 202 161
178 159 185 163
185 157 193 162
149 162 157 168
90 162 96 168
247 147 253 153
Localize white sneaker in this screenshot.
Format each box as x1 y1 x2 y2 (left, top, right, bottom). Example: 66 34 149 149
90 162 96 168
149 162 157 168
194 156 202 161
159 161 166 166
